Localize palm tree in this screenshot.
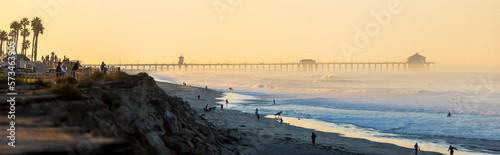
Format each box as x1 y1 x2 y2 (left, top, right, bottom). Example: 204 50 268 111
0 30 8 56
20 17 30 55
10 21 21 54
20 28 30 55
31 17 44 61
22 40 31 57
8 30 16 54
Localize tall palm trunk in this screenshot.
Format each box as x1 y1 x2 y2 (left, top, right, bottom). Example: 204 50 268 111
0 41 3 56
22 34 26 55
31 34 35 60
33 34 38 61
15 32 19 55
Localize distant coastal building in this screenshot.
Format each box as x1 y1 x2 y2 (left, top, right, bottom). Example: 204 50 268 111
407 53 426 63
299 59 316 71
178 55 184 65
300 59 316 64
407 53 427 71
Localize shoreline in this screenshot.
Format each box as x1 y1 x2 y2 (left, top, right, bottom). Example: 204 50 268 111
156 81 444 155
144 70 500 155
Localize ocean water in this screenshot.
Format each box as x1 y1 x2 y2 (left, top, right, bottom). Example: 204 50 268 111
140 66 499 154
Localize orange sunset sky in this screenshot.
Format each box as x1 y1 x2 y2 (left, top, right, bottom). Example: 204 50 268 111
1 0 499 66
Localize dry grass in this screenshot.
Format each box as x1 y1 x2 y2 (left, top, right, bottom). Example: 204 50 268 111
48 81 81 98
33 78 51 88
104 72 129 81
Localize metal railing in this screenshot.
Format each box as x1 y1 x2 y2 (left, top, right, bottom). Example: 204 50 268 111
13 67 121 83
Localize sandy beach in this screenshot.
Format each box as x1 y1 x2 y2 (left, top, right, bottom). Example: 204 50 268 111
157 81 443 155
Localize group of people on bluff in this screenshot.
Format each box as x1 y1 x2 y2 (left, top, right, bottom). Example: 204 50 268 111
55 61 107 77
55 60 81 77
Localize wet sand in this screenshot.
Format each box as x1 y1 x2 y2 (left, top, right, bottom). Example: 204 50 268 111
157 81 444 155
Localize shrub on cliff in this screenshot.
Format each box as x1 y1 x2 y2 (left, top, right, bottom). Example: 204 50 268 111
89 71 105 80
55 77 77 84
48 83 81 98
102 91 121 111
104 72 130 82
137 72 149 77
48 77 81 98
33 78 51 88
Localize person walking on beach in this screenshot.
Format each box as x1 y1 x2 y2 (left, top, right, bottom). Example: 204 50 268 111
273 99 276 105
414 143 420 154
311 132 317 146
257 114 260 121
198 95 201 100
226 99 229 105
255 108 258 115
221 104 223 110
448 145 457 155
280 118 283 124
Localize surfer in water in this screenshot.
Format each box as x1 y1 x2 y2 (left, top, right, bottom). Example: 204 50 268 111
447 111 452 117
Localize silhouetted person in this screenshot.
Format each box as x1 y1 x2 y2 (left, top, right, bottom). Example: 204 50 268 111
198 95 200 100
273 99 276 104
221 104 223 110
448 145 457 155
60 63 67 77
257 114 260 121
226 99 229 105
414 143 420 154
311 132 317 146
280 118 283 124
100 62 106 72
447 111 452 117
72 61 81 77
255 108 258 115
55 62 62 77
205 86 208 90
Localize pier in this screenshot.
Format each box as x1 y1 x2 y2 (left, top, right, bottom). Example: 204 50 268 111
85 53 435 72
84 61 435 72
